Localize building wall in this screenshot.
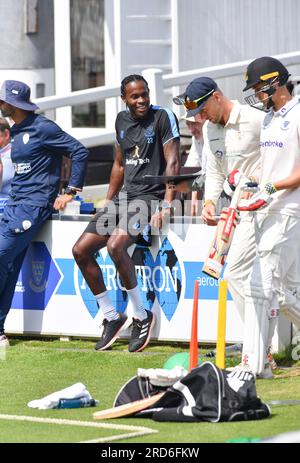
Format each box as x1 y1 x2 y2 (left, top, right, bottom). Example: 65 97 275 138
0 0 54 70
176 0 300 100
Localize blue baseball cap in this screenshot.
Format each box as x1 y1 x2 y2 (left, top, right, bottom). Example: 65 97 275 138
0 80 39 111
173 76 218 117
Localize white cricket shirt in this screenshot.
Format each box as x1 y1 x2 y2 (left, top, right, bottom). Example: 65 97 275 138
204 101 263 204
259 97 300 216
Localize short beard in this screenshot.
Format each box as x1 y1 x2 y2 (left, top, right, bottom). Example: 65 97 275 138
0 108 10 118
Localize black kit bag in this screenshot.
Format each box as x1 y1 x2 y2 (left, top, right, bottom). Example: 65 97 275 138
136 362 271 422
113 374 168 408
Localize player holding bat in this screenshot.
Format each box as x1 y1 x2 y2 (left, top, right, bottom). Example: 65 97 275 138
235 56 300 377
173 77 264 328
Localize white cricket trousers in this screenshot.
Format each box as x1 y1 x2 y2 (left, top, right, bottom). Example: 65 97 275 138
224 212 256 323
242 212 300 374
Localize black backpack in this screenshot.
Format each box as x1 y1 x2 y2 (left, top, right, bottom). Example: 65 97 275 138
131 362 270 422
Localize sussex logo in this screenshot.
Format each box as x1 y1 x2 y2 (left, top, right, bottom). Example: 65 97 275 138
77 238 182 321
29 260 47 293
281 120 290 130
144 125 155 143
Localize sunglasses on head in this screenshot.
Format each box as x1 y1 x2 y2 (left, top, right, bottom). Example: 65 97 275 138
173 88 215 110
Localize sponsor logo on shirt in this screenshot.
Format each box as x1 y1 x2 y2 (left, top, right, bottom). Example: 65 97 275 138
14 162 31 174
126 145 150 166
126 158 150 166
260 140 284 148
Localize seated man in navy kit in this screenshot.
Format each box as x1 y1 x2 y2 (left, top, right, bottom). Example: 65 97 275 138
0 80 88 347
73 74 181 353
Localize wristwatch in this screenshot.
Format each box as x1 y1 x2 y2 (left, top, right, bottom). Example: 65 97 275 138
65 186 78 196
159 200 172 210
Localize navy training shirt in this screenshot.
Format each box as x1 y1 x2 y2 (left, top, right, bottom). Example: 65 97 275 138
9 113 88 208
115 105 180 199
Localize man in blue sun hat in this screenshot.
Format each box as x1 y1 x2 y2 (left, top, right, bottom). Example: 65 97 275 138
0 80 88 347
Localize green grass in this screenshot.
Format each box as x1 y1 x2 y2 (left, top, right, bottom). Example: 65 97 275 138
1 338 300 443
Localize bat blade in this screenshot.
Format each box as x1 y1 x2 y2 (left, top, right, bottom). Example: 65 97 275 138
202 209 232 279
202 177 244 280
221 207 239 242
93 392 165 420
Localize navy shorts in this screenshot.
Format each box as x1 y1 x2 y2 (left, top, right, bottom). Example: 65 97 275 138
84 196 160 246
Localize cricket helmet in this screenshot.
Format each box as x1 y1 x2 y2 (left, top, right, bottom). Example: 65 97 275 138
243 56 290 111
243 56 290 91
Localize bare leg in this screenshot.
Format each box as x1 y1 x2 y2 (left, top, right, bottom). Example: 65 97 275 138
106 229 137 289
72 232 109 294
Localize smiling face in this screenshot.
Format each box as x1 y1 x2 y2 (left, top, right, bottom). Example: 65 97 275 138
122 80 150 119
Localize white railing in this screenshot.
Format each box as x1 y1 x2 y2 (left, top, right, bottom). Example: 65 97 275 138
35 50 300 147
36 84 120 111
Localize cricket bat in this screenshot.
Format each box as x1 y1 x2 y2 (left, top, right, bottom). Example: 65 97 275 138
93 392 165 420
202 182 242 280
143 172 201 186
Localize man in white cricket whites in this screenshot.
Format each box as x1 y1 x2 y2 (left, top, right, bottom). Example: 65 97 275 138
173 77 264 338
238 56 300 377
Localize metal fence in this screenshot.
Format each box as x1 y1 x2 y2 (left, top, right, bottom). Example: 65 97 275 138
35 50 300 148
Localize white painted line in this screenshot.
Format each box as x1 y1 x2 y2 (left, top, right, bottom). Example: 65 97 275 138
0 414 158 443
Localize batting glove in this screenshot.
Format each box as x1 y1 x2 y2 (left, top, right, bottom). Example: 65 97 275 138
237 182 277 211
223 169 242 197
223 170 259 198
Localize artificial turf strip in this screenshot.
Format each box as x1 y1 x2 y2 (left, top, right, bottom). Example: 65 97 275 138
0 338 300 443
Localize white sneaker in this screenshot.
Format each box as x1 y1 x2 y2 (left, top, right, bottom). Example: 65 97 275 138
267 352 278 370
257 363 274 380
0 334 9 348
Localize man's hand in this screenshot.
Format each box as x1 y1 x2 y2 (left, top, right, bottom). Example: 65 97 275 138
201 200 218 226
150 208 171 229
237 182 276 211
53 194 74 211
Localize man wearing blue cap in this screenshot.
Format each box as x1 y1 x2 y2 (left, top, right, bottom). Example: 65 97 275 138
173 77 274 376
0 80 88 346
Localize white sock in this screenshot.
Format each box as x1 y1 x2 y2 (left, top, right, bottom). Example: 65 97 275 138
126 286 147 320
95 291 119 321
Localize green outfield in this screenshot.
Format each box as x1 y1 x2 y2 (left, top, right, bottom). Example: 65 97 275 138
0 338 300 443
